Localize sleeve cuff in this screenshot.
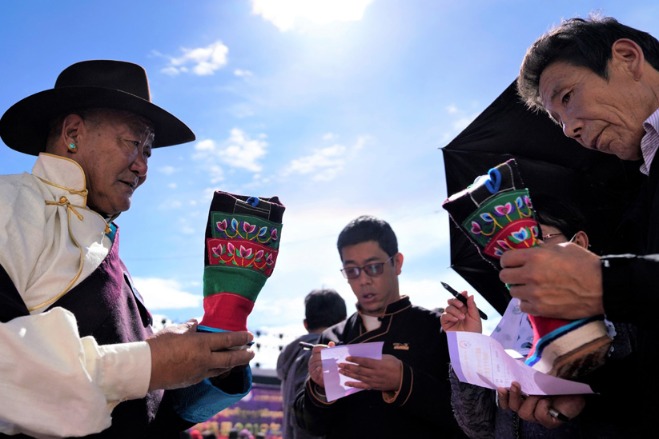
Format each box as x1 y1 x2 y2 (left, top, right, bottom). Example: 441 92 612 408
307 379 331 405
172 366 253 423
91 340 151 402
382 360 404 403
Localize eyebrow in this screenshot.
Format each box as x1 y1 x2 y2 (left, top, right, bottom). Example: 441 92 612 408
548 84 563 103
540 88 562 124
343 256 382 266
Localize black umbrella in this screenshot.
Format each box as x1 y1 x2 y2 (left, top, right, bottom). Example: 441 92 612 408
441 80 643 315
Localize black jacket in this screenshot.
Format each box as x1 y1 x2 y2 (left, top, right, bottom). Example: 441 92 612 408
594 158 659 437
294 296 467 439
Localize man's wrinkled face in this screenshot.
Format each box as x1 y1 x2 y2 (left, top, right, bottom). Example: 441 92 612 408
76 111 154 217
539 61 644 161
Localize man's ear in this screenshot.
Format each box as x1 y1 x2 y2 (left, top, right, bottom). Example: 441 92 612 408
393 252 404 275
62 113 85 143
571 230 589 249
611 38 645 80
303 319 309 331
45 113 85 154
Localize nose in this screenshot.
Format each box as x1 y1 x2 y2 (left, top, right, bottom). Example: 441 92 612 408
356 269 373 284
561 118 581 141
130 148 149 179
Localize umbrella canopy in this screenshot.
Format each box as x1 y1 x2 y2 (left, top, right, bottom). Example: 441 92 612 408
442 80 643 315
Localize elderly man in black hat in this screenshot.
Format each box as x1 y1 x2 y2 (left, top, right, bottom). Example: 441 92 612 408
0 60 254 438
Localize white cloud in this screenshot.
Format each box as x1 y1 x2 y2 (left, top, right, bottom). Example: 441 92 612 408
133 277 202 310
453 116 475 132
440 105 481 142
219 128 268 172
283 144 346 181
192 130 268 178
192 140 226 183
281 135 369 181
159 165 176 175
446 104 459 114
251 0 374 32
208 165 225 184
161 41 229 76
195 139 217 152
234 69 253 78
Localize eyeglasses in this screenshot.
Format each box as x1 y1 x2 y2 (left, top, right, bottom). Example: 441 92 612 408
541 232 564 241
340 255 394 280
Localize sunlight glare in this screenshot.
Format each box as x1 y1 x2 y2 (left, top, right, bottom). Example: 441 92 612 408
252 0 373 31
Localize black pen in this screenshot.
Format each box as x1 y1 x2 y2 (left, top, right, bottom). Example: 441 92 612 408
441 281 488 320
548 407 570 423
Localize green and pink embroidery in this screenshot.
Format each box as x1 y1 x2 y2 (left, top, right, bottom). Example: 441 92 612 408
199 193 285 333
462 189 539 258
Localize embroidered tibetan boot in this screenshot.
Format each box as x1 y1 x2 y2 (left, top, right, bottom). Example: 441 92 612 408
442 159 611 379
198 191 285 333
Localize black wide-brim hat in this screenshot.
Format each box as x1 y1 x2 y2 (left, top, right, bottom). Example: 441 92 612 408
0 60 195 155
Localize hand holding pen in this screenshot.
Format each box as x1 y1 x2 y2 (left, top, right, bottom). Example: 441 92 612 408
301 341 337 387
440 282 487 334
441 281 488 320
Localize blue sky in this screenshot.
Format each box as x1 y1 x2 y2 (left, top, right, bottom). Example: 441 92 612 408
2 1 657 367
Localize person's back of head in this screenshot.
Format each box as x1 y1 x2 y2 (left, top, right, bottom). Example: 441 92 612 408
518 14 659 111
304 288 347 332
336 215 398 260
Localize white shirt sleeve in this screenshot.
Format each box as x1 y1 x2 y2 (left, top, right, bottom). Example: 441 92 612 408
0 307 151 438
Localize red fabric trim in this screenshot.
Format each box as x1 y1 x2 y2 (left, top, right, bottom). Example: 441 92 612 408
199 292 254 331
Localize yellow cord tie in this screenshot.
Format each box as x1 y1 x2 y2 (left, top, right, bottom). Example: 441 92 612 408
45 195 85 221
32 195 88 311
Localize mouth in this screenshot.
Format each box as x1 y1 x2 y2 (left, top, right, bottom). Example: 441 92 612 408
360 292 377 303
119 179 138 191
589 132 602 151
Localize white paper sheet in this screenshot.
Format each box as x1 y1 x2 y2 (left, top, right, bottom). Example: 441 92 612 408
320 341 384 402
447 331 594 395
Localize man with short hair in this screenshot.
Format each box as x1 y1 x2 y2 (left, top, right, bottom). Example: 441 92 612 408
499 15 659 435
277 288 347 439
294 215 467 438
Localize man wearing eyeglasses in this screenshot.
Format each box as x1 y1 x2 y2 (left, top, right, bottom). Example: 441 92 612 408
293 215 467 439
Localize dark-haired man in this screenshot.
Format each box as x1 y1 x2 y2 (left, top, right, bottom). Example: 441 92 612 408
277 288 347 439
294 215 466 438
500 15 659 435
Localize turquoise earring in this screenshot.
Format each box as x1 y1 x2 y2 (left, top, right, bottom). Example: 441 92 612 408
68 143 77 153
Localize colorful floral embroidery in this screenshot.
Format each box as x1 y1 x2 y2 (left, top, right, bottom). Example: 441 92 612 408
207 238 277 276
463 189 536 247
211 213 281 248
484 221 539 258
